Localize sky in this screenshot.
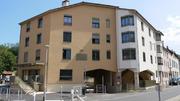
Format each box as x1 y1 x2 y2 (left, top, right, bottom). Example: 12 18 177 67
0 0 180 54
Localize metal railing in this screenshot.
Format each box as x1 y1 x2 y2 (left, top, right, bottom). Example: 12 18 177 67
0 87 37 101
71 86 85 101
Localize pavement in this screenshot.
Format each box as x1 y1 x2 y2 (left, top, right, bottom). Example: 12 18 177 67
166 95 180 101
85 85 180 101
1 85 180 101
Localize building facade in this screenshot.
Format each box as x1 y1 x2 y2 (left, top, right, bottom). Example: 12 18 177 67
17 1 179 92
116 9 163 90
160 47 180 87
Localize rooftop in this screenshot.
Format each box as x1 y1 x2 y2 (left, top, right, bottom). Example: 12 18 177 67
19 1 161 34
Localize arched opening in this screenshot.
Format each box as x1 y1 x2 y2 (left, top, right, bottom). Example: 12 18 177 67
121 69 134 90
86 69 115 93
139 70 155 87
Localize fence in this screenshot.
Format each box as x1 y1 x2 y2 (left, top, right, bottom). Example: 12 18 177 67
0 87 36 101
0 85 86 101
71 86 85 101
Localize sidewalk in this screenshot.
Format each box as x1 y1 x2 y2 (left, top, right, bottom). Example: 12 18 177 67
166 95 180 101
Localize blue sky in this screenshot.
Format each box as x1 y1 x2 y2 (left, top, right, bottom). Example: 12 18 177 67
0 0 180 53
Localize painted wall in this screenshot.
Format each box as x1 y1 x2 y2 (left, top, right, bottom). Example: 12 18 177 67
116 9 139 71
136 17 157 74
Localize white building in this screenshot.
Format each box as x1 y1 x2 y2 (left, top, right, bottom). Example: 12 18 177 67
160 47 179 87
116 9 164 90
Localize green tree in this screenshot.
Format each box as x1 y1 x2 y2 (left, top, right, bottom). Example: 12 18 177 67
0 45 16 74
9 43 19 57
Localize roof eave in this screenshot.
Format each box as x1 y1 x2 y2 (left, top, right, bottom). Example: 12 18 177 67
19 2 118 25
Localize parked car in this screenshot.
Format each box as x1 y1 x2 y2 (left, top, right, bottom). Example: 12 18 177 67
177 77 180 85
169 77 179 85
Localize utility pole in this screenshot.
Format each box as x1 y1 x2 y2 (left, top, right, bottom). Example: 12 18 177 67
157 70 161 101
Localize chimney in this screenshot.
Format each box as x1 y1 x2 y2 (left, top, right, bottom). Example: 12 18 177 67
62 0 70 7
166 46 169 49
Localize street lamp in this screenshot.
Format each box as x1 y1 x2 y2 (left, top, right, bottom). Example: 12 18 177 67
169 67 172 86
77 49 87 95
43 45 49 101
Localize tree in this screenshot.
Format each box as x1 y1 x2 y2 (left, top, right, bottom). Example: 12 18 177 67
9 43 19 57
0 45 16 74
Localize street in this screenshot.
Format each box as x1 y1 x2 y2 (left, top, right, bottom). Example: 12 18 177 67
85 85 180 101
1 85 180 101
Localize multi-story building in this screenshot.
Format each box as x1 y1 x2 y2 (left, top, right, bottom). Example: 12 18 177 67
116 9 164 90
17 1 177 92
160 47 180 87
18 1 117 92
166 48 179 78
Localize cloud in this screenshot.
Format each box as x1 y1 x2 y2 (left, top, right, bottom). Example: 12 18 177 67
162 16 180 54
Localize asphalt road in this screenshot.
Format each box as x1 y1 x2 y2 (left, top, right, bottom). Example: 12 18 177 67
1 85 180 101
86 85 180 101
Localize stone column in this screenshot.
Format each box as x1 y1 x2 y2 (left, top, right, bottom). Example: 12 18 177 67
134 71 139 90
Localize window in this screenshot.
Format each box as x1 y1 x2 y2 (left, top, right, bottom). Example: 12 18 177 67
106 19 110 28
24 52 28 62
150 41 152 50
64 15 72 25
106 34 110 43
92 33 100 44
157 45 162 53
107 50 111 59
63 32 72 42
92 50 100 61
157 57 163 65
37 33 42 44
149 28 151 37
122 31 135 43
38 18 43 28
26 23 31 32
92 18 100 28
25 37 29 47
122 48 136 60
141 22 144 31
60 70 72 80
35 49 41 61
63 48 71 60
156 34 161 41
150 55 153 64
142 37 145 46
143 52 146 62
121 15 134 27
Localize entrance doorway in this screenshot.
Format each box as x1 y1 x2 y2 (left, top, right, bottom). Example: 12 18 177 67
86 69 114 93
121 69 134 90
139 70 155 87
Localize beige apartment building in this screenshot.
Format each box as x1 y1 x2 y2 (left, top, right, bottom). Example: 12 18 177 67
18 2 118 92
17 1 180 93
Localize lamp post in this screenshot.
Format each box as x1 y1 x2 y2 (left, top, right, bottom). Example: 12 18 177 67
169 67 172 86
77 49 87 95
43 45 49 101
